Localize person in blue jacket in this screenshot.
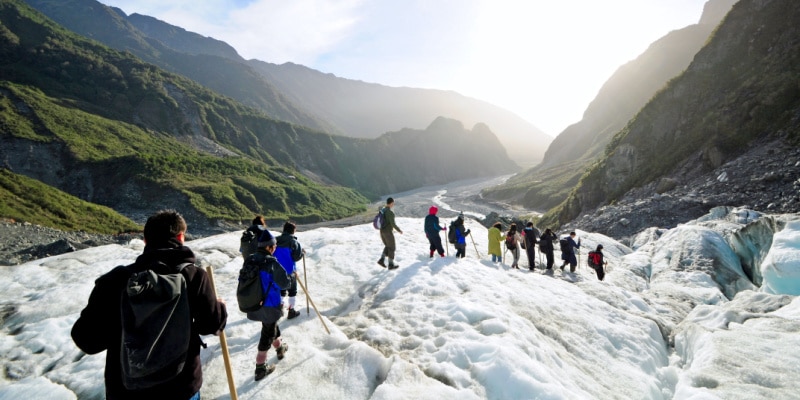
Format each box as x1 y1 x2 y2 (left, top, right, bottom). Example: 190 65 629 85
274 221 304 319
560 231 581 273
246 229 292 381
452 214 471 258
424 205 446 258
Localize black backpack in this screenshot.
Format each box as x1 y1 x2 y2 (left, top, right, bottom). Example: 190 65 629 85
559 238 570 253
120 262 192 390
239 228 258 258
448 222 457 243
237 254 265 313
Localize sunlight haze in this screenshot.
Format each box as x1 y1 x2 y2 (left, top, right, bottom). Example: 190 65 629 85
98 0 709 136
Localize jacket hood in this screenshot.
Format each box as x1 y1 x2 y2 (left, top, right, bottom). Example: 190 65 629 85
429 206 438 215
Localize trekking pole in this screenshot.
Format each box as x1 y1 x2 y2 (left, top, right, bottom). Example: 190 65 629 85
296 276 330 334
302 254 310 315
204 266 239 400
444 229 449 257
469 232 481 258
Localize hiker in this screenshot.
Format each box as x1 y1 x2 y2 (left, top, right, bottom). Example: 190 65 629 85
506 223 523 269
539 228 558 270
71 209 227 400
452 214 471 258
522 222 540 270
240 215 267 259
246 228 293 381
424 205 446 258
377 197 403 269
559 231 581 273
275 221 304 320
588 244 608 281
487 222 503 263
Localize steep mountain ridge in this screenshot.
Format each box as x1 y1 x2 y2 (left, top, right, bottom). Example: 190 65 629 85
482 0 738 211
541 0 800 235
1 0 517 234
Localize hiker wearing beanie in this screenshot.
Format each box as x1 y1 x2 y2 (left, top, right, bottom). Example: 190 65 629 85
274 221 304 320
487 222 503 263
424 205 446 258
378 197 403 269
245 228 292 381
452 214 471 258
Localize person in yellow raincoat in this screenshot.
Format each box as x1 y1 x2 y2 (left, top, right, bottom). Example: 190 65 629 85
487 222 503 263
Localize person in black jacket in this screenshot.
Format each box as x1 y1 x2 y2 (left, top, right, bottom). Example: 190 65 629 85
539 228 558 270
71 210 227 400
522 222 540 270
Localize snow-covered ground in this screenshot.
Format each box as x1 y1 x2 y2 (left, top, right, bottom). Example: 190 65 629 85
0 207 798 399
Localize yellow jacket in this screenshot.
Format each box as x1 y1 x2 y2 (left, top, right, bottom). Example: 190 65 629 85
487 227 503 256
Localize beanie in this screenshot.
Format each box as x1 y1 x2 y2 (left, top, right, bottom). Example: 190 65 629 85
257 228 277 248
429 205 438 215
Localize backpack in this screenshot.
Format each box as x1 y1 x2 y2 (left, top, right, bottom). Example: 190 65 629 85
373 210 386 230
559 238 570 253
588 251 602 268
448 222 457 243
120 262 192 390
237 254 266 313
239 228 258 258
505 233 515 249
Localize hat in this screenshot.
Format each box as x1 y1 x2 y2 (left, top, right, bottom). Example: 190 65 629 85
257 228 277 248
596 244 604 250
429 206 438 215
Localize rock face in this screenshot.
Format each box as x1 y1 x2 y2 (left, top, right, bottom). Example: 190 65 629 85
561 140 800 244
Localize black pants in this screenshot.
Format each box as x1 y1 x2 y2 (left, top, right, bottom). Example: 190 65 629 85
592 265 605 281
258 323 281 351
543 249 554 269
428 234 444 255
280 274 298 297
454 243 466 258
525 247 536 268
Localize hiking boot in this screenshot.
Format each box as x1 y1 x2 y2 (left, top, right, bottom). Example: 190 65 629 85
287 308 300 319
388 263 399 270
276 343 289 360
254 363 275 381
377 259 387 268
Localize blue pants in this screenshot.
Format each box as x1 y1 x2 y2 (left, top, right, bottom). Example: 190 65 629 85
491 253 502 263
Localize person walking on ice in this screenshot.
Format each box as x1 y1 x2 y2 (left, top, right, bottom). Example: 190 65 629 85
522 222 540 270
377 197 403 269
588 244 608 281
505 223 523 269
559 231 581 273
452 213 471 259
244 228 292 381
487 222 503 263
274 221 305 319
424 205 446 258
539 228 558 270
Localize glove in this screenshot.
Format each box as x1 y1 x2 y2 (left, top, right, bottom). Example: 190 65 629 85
465 229 471 235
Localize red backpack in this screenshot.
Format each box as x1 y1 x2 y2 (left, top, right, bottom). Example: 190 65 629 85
588 251 602 267
505 233 515 249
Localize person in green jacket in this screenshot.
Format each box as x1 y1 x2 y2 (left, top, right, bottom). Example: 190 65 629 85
377 197 403 270
487 222 503 263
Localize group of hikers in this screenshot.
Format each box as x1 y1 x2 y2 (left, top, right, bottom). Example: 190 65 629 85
70 203 609 399
377 197 608 281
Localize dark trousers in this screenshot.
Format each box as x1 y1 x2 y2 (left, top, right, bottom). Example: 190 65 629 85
380 229 396 259
428 234 444 256
544 249 555 269
454 243 466 258
592 265 605 281
525 247 536 268
258 323 281 351
280 274 298 297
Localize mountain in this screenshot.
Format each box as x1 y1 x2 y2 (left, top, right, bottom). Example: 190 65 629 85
22 0 334 133
539 0 800 232
482 0 739 211
247 61 551 167
0 0 518 233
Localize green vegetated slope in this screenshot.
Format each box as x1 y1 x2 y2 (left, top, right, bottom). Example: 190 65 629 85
0 0 367 226
482 0 738 211
0 169 140 233
539 0 800 229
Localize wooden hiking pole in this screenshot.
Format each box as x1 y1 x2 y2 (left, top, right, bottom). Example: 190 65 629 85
296 277 330 334
204 266 238 400
469 231 481 258
444 227 449 257
302 255 309 315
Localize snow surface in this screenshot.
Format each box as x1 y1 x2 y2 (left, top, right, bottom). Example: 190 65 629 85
0 207 798 399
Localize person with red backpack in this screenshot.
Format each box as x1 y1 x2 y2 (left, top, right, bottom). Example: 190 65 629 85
588 244 608 281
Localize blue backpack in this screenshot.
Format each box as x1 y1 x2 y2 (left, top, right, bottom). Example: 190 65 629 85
373 209 385 229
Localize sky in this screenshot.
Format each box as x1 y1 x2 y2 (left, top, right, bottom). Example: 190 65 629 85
1 189 799 398
96 0 710 136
